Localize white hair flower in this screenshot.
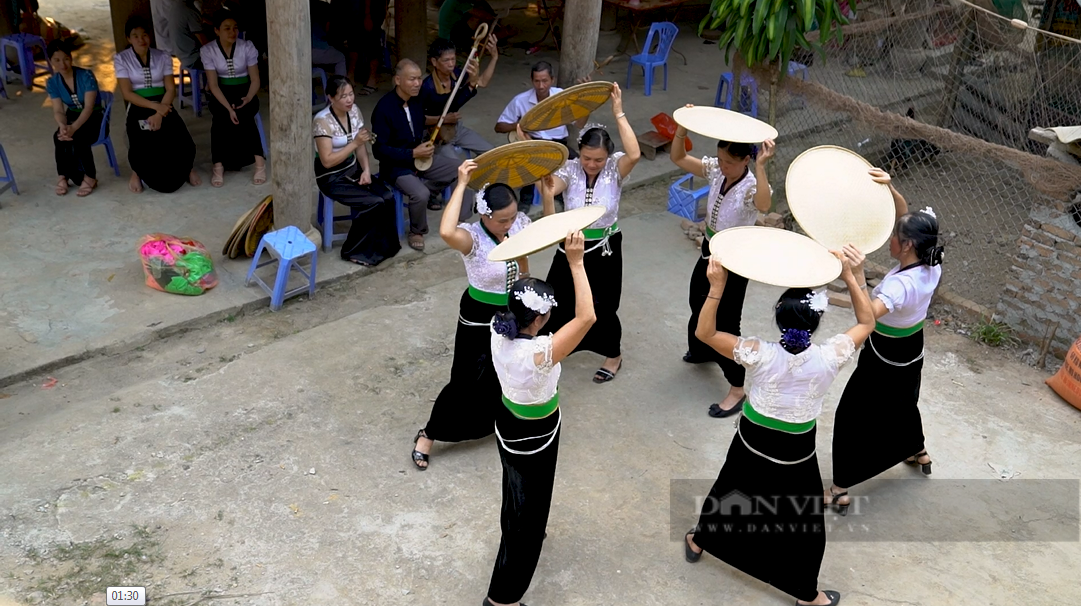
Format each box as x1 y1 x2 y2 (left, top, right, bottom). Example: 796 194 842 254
515 286 557 315
920 206 936 219
577 123 607 145
475 183 493 217
803 290 829 313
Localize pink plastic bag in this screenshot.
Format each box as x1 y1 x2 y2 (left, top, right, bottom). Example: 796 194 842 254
138 234 218 296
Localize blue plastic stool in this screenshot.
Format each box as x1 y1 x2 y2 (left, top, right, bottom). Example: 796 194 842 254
1 34 51 90
255 113 267 157
316 192 363 252
787 61 808 107
178 67 207 116
91 91 121 177
714 71 759 117
0 142 18 198
387 182 455 239
668 173 709 221
245 226 318 312
626 22 679 97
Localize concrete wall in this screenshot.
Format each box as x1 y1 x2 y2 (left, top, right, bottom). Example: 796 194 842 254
997 191 1081 357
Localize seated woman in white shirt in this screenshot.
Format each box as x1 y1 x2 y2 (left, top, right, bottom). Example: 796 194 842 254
484 233 595 606
201 11 266 187
114 16 200 194
827 176 945 514
684 253 875 606
537 82 640 384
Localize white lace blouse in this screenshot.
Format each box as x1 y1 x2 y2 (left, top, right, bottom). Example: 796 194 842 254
874 264 943 329
554 152 625 231
491 331 561 405
460 214 531 294
703 159 769 233
733 334 857 424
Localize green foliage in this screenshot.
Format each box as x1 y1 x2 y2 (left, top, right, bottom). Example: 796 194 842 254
700 0 852 73
971 316 1020 348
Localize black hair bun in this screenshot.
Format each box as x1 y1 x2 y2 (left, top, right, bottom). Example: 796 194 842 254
492 311 519 339
924 245 945 267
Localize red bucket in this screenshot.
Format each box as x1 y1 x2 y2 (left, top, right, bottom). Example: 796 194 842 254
651 113 692 151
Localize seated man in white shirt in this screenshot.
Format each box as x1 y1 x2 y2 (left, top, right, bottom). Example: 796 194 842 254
495 61 588 210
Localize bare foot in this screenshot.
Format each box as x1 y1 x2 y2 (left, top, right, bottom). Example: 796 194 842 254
56 176 69 196
600 355 622 374
253 157 267 185
797 591 837 605
128 172 143 193
190 169 203 186
715 386 746 413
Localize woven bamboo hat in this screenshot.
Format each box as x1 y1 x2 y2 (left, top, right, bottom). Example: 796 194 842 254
488 206 606 262
468 140 569 190
673 106 778 143
786 145 895 253
709 226 841 288
520 81 615 132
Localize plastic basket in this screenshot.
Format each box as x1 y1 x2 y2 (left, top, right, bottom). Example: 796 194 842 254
668 173 709 221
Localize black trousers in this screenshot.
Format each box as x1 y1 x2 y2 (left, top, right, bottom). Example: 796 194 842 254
54 110 102 184
687 235 748 388
487 404 560 604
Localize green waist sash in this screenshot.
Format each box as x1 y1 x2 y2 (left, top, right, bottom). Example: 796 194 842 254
219 75 251 86
706 225 717 238
581 222 619 241
742 400 816 434
134 86 166 98
874 320 924 338
502 391 559 420
468 285 508 306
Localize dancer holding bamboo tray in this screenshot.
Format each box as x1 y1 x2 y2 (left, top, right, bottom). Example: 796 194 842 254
410 160 532 470
825 184 945 515
685 237 876 606
483 231 595 606
669 105 776 417
537 83 641 383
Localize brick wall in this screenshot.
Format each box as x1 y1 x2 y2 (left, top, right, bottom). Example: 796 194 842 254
996 192 1081 358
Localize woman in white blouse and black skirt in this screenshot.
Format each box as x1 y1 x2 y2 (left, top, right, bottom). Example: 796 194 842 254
312 75 400 266
826 176 945 515
483 232 594 606
114 16 200 194
685 252 875 606
538 83 640 384
670 110 775 417
411 161 531 470
201 11 266 187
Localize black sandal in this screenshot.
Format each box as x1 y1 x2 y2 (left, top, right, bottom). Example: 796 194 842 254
427 200 443 211
796 590 841 606
593 360 622 384
682 350 708 364
825 487 850 516
708 395 746 418
411 429 430 470
484 600 527 606
905 450 933 475
684 528 702 563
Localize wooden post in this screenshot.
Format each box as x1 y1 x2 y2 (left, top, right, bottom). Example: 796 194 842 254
266 0 315 234
393 0 428 65
109 0 152 54
558 0 602 87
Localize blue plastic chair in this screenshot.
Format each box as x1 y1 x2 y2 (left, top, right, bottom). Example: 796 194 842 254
668 173 709 221
0 142 18 198
90 91 121 177
386 180 456 240
714 71 759 117
246 225 318 311
255 113 267 157
0 33 51 90
178 67 207 116
626 22 679 97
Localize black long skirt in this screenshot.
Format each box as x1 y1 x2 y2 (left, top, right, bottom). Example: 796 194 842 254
209 81 264 170
831 329 927 488
488 403 561 604
542 231 623 359
54 109 103 183
317 167 401 265
687 234 749 388
693 415 825 603
126 96 197 193
423 289 505 442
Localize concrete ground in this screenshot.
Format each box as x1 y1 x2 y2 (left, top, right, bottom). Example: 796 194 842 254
0 0 941 386
1 206 1080 606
